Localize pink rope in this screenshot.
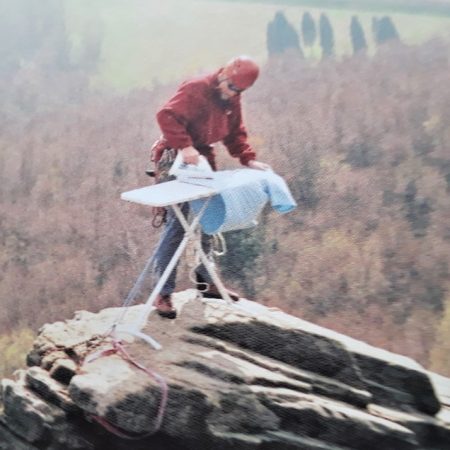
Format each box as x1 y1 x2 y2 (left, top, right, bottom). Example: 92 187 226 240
112 340 168 432
82 340 169 439
92 415 145 440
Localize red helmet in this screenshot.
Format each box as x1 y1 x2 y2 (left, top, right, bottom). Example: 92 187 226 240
222 56 259 90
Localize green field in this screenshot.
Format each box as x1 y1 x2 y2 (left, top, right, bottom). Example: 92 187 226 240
210 0 450 17
64 0 450 91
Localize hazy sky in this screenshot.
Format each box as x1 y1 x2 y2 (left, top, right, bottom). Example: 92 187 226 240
2 0 450 91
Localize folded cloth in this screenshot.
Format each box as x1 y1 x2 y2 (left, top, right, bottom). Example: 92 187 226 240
190 169 297 235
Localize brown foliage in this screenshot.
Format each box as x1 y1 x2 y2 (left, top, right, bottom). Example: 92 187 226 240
1 40 450 374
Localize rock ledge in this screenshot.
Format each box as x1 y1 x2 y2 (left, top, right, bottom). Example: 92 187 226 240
1 290 449 450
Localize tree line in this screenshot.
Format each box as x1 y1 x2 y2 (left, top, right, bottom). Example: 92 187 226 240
267 10 400 58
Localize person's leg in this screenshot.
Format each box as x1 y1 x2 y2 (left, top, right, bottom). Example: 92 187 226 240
154 202 240 306
195 233 240 301
153 202 189 296
195 232 213 285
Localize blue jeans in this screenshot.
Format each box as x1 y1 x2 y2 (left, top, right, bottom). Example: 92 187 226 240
154 202 213 295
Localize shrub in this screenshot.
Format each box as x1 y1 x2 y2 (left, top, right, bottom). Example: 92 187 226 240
0 328 35 378
319 13 335 58
350 16 367 54
267 11 303 57
301 11 316 47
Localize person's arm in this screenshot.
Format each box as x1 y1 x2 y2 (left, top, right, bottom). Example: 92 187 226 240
223 100 270 170
156 82 201 164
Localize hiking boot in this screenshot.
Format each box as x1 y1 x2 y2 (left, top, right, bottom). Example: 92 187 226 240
155 294 177 319
196 273 240 302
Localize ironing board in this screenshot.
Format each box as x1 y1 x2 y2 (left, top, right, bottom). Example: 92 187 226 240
117 180 234 348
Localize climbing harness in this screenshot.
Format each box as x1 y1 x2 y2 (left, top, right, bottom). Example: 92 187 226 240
150 147 177 228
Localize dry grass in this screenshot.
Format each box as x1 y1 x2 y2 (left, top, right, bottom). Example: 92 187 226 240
0 328 35 379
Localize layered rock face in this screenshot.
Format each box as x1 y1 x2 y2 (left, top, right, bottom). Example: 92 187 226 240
1 290 449 450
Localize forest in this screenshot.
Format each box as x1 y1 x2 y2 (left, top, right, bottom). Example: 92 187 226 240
1 0 449 379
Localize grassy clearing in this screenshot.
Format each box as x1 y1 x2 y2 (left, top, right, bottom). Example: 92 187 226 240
64 0 450 90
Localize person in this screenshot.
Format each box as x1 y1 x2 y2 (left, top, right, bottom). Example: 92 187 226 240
150 56 270 319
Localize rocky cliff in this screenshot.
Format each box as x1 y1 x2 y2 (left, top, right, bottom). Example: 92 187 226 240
1 290 449 450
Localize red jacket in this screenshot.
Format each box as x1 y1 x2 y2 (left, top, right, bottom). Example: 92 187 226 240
153 70 256 170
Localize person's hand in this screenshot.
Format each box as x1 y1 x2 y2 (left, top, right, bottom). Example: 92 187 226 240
181 146 200 165
247 160 271 171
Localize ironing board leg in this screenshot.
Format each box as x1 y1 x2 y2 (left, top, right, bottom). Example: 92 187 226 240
173 208 233 304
